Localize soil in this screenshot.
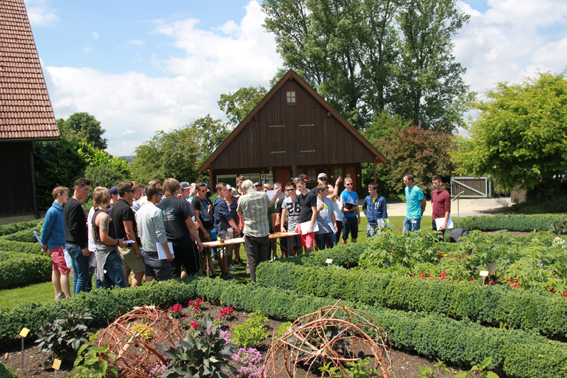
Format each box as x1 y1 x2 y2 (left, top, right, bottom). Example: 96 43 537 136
2 302 467 378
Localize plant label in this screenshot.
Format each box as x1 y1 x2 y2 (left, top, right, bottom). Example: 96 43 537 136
479 271 489 277
326 259 333 264
19 327 30 337
52 359 61 370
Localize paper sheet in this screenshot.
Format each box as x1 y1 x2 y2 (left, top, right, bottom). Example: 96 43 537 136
299 220 319 234
435 217 454 230
328 222 337 233
266 189 279 201
157 242 175 260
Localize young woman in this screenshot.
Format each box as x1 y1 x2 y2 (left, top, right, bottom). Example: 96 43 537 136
327 181 344 245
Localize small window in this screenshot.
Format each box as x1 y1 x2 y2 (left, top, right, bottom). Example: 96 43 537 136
334 168 343 178
286 90 296 104
307 169 317 181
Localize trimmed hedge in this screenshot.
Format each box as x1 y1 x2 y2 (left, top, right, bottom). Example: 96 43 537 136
278 241 368 268
3 277 567 377
0 219 43 237
459 214 564 232
256 261 567 340
0 224 42 243
0 252 52 290
0 239 42 254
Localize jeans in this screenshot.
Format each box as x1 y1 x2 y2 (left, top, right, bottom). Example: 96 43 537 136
403 217 421 233
67 243 91 294
315 232 336 251
101 252 127 289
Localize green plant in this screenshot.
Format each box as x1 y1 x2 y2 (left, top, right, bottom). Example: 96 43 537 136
35 309 92 365
156 316 235 377
320 357 381 377
0 252 52 290
70 331 119 378
230 311 269 348
0 219 43 237
0 224 43 243
419 358 498 378
0 238 42 254
274 321 292 339
129 322 156 340
551 218 567 235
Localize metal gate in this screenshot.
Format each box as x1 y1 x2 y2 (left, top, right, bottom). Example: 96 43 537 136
450 177 491 198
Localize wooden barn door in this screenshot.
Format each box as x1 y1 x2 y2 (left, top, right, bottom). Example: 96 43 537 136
275 169 291 186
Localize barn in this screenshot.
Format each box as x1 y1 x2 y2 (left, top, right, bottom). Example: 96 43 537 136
0 0 60 223
198 70 387 194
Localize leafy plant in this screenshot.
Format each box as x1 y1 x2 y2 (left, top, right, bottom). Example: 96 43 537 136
129 322 156 340
70 331 119 378
36 309 92 365
230 311 269 348
156 316 235 378
419 357 498 378
274 322 292 339
320 357 381 377
551 218 567 236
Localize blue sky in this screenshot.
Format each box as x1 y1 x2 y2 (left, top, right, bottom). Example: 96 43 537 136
25 0 567 156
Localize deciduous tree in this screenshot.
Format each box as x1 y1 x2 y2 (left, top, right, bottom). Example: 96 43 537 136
57 112 107 150
218 86 268 125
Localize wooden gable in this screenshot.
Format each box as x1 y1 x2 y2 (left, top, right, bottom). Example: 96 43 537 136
199 70 386 172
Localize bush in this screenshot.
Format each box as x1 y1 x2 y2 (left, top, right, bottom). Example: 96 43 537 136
277 241 368 268
459 214 564 232
511 196 567 214
0 252 52 289
256 261 567 340
0 219 43 237
84 163 130 190
0 239 42 254
0 224 43 243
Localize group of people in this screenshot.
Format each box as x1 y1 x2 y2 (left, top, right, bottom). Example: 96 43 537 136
39 171 450 299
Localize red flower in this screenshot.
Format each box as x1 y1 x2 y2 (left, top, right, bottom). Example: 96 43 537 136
459 276 462 279
470 278 474 282
488 280 493 285
439 254 443 258
562 291 567 297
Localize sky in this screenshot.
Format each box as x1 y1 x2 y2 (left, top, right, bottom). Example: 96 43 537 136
24 0 567 156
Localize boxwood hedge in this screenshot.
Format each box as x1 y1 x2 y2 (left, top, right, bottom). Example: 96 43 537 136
0 239 42 254
0 224 42 243
0 219 43 237
459 214 564 232
0 252 52 290
256 261 567 340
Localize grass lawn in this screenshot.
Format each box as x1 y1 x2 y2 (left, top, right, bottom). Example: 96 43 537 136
0 210 430 310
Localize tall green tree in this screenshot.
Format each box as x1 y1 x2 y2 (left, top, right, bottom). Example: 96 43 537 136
391 0 471 132
218 86 268 125
452 71 567 196
57 112 107 150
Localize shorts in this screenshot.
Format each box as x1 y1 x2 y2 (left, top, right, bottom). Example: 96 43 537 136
218 231 234 257
50 246 70 274
142 251 172 281
118 245 146 273
295 223 315 247
342 216 359 240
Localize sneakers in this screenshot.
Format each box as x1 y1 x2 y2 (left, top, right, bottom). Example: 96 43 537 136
55 293 66 300
228 264 236 271
234 259 245 266
222 273 235 280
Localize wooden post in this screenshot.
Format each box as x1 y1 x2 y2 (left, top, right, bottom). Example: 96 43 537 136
292 165 297 179
208 167 213 190
373 161 377 183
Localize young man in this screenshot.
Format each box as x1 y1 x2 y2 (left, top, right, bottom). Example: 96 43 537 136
131 182 144 212
274 181 289 257
158 178 204 278
237 180 280 282
340 177 360 244
106 186 119 214
311 173 328 196
295 177 318 253
136 183 174 282
64 178 91 294
315 183 337 250
41 186 71 300
362 182 388 237
192 182 216 276
213 182 241 279
280 182 302 256
431 175 451 238
403 174 426 233
110 182 145 287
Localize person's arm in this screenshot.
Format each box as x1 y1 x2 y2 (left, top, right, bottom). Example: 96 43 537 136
381 198 388 219
281 207 288 232
184 217 203 251
307 205 318 233
97 213 127 248
153 209 173 261
420 198 426 216
192 208 210 240
40 210 55 252
441 192 451 230
356 201 361 224
221 202 240 235
362 197 368 217
123 220 141 256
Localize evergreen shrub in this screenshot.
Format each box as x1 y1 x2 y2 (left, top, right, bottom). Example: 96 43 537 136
0 253 52 290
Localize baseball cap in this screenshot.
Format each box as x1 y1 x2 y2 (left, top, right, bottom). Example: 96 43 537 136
254 182 262 187
227 184 233 190
109 186 119 196
180 182 191 190
297 174 308 180
318 173 328 179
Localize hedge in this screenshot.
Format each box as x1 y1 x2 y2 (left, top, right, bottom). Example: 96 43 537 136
277 241 368 268
0 224 42 243
459 214 564 232
0 252 52 290
3 277 567 377
256 261 567 340
0 239 42 254
0 219 43 237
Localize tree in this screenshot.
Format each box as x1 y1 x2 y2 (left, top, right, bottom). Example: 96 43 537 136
374 125 455 196
57 112 107 150
391 0 471 132
218 86 268 125
452 71 567 196
85 164 130 190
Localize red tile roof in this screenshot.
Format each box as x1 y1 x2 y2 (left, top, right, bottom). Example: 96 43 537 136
0 0 59 140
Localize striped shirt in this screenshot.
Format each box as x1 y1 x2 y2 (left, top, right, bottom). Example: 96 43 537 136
237 190 271 237
362 195 388 225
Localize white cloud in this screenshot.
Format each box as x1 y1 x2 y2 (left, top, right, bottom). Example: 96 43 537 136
125 39 145 47
83 44 92 54
25 0 59 26
92 32 99 40
43 1 282 156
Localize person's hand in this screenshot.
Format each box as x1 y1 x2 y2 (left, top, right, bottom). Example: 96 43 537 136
204 231 211 241
117 239 127 248
336 176 343 185
440 223 447 231
196 241 204 251
282 228 287 233
234 227 241 235
42 245 48 253
81 247 90 256
357 217 361 225
166 252 174 261
307 226 313 234
318 203 325 211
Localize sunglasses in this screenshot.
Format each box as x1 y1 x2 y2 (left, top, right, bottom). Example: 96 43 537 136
345 183 353 186
285 188 294 191
319 178 327 181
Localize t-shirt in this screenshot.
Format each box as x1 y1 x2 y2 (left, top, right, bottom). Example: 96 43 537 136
297 191 317 223
340 190 359 218
405 185 425 219
64 197 88 249
110 199 140 244
282 197 301 232
156 197 193 248
316 197 334 234
192 195 214 230
431 189 451 220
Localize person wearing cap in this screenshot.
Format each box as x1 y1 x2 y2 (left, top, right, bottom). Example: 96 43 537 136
106 186 119 214
311 173 329 196
255 182 263 192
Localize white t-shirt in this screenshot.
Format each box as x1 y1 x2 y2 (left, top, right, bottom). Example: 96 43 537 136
330 197 344 222
316 197 334 234
282 197 301 233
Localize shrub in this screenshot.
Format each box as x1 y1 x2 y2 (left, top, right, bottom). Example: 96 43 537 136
0 219 43 237
0 362 18 378
0 239 42 254
70 331 119 378
0 224 43 243
230 311 269 348
459 214 564 232
0 252 52 289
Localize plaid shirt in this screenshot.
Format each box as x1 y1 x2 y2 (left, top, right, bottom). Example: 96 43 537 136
362 195 388 225
237 190 271 237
